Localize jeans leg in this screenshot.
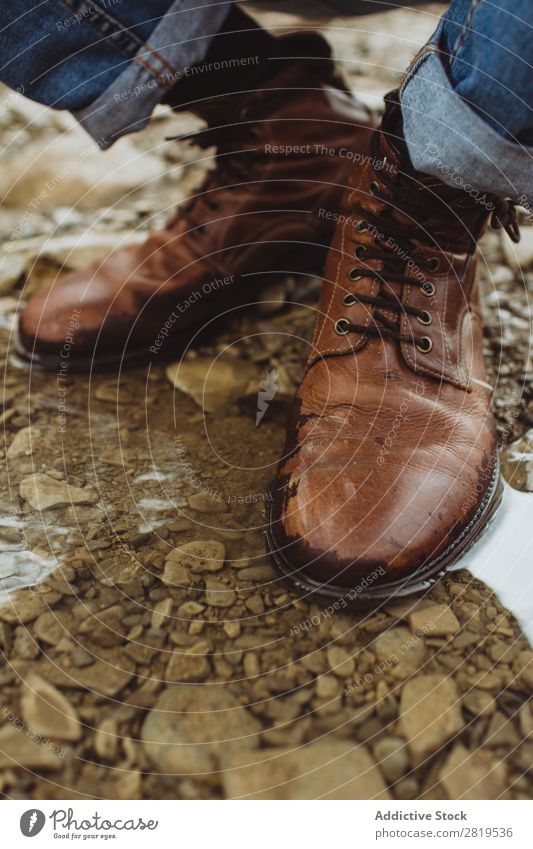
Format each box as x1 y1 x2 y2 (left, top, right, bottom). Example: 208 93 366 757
0 1 232 147
399 0 533 205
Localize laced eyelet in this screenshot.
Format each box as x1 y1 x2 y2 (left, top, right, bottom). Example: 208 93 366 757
343 294 356 307
416 310 432 326
354 245 366 259
416 336 433 353
425 257 439 272
421 280 436 297
356 220 369 232
370 180 380 196
348 268 362 282
334 318 350 336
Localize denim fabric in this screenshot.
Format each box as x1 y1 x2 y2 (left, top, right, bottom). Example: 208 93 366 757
0 1 231 146
401 0 533 204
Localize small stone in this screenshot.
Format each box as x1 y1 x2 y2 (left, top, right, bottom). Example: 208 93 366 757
519 703 533 739
0 591 49 624
315 674 340 699
373 736 409 783
327 646 355 678
245 595 265 615
408 603 460 637
222 741 390 799
187 492 228 514
166 355 257 413
243 652 260 677
439 744 507 799
21 674 81 741
20 473 97 511
141 684 261 773
373 626 426 679
500 430 533 492
206 579 236 608
462 690 496 717
161 563 190 586
94 717 119 762
224 621 241 639
400 674 464 766
151 598 173 629
176 601 205 618
237 565 277 582
164 540 225 576
0 724 63 770
7 426 39 460
165 643 209 683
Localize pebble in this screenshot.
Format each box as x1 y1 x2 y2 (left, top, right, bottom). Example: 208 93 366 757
165 644 209 683
21 674 81 741
399 674 464 766
7 426 38 460
500 429 533 492
164 540 225 575
439 744 506 799
327 645 355 678
373 626 427 679
237 565 277 582
224 621 241 639
373 736 409 783
222 741 390 799
151 598 173 629
19 474 97 511
166 356 257 413
0 723 64 770
141 684 261 773
176 601 205 618
187 492 228 513
205 579 236 608
408 602 460 637
462 689 496 717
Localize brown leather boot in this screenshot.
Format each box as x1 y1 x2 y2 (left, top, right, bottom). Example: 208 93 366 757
267 93 520 606
17 33 373 370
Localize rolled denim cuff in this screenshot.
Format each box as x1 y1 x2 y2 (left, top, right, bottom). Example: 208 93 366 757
400 48 533 208
74 0 230 148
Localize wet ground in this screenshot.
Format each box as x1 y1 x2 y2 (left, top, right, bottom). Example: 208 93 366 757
0 4 532 799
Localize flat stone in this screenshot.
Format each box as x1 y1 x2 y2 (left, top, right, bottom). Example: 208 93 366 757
141 684 261 773
187 492 228 514
327 646 355 678
165 650 209 683
164 540 225 576
235 565 277 582
20 473 97 511
373 736 409 783
0 591 50 624
0 724 64 771
176 601 205 618
222 741 390 799
151 598 173 629
43 658 134 698
462 689 496 717
205 579 236 608
439 744 507 799
21 674 81 741
7 426 39 460
373 625 426 679
408 603 460 637
166 356 257 413
399 674 464 766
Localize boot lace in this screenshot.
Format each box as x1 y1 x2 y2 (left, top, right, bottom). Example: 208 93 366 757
336 134 520 353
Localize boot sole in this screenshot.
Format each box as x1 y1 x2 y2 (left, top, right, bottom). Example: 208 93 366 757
11 251 326 374
265 459 503 609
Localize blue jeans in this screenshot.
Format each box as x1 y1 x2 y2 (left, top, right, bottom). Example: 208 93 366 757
0 1 532 203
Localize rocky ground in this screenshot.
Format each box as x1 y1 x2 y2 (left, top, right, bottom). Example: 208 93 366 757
0 4 532 800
